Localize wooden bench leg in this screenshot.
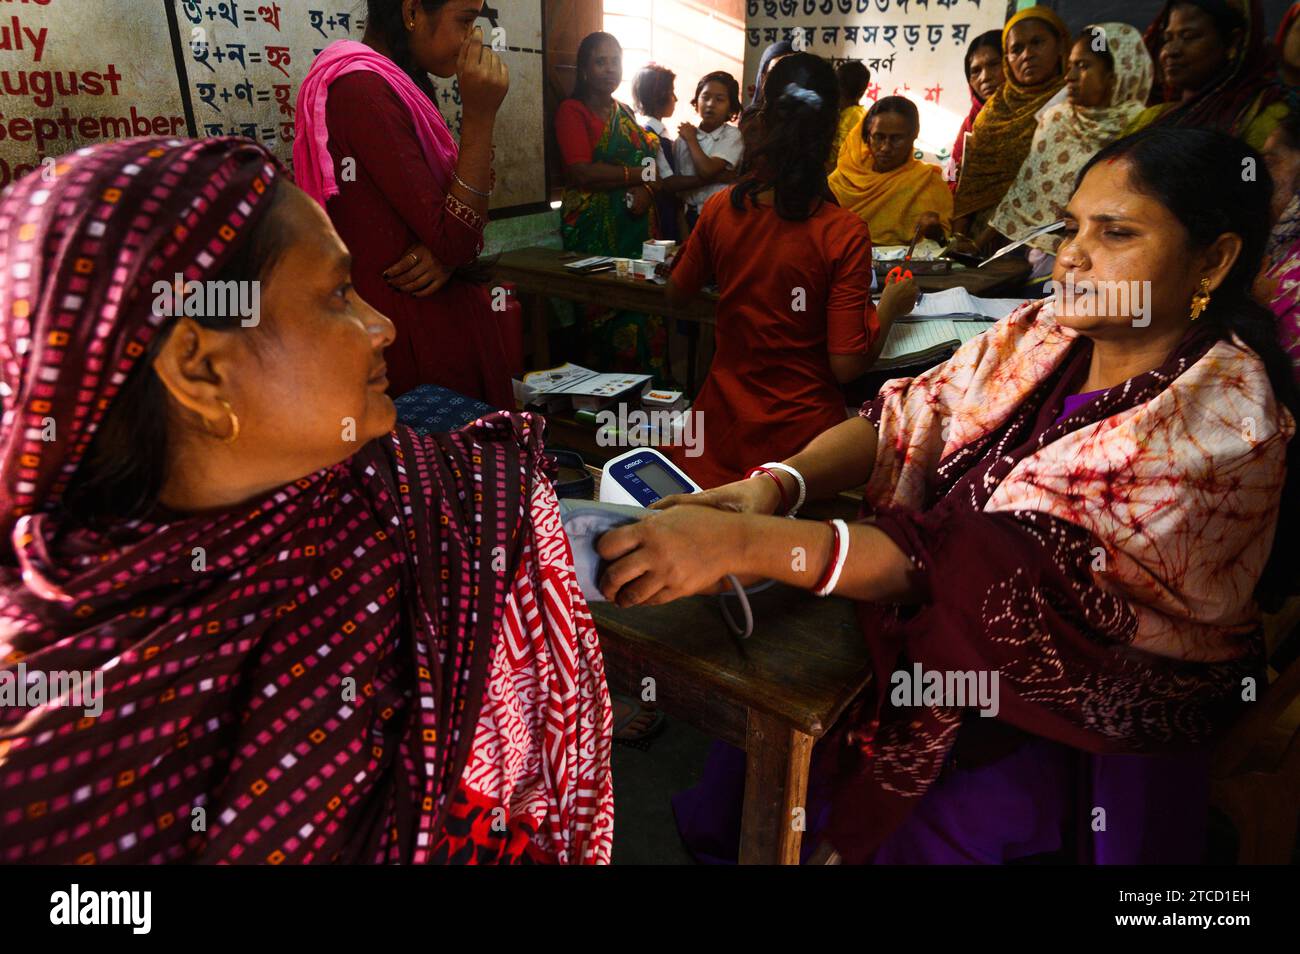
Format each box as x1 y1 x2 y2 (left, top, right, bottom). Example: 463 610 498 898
739 708 815 865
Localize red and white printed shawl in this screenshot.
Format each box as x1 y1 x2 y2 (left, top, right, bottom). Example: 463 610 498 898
828 298 1292 862
0 138 613 864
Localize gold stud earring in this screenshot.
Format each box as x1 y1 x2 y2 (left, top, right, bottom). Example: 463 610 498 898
203 398 240 444
1189 277 1212 321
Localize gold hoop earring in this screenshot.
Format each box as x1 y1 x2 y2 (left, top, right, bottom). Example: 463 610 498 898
203 398 240 444
1189 278 1212 321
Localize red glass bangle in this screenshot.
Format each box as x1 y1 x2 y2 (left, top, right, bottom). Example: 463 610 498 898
811 521 842 594
745 466 790 514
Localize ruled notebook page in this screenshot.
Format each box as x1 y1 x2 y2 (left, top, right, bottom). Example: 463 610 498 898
877 320 995 363
880 321 955 360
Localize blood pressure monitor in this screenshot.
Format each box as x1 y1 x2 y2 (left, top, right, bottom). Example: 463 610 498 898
583 448 757 638
599 448 701 507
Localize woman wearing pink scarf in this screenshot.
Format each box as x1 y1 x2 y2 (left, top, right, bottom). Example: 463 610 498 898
293 0 513 404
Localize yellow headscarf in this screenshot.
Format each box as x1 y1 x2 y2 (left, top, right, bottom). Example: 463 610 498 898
953 5 1069 220
829 112 953 245
989 23 1153 250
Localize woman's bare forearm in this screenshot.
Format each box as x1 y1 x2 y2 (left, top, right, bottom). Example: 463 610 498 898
658 174 702 195
779 416 878 502
731 513 918 603
566 161 641 192
451 113 496 217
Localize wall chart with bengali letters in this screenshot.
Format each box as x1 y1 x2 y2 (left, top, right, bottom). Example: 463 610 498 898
0 0 547 213
745 0 1010 161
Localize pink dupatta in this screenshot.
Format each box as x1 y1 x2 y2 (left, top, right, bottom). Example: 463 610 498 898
293 39 460 203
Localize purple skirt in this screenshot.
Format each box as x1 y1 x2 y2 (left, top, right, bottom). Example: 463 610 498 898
672 731 1210 864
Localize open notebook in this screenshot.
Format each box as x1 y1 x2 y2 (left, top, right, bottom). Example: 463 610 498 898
909 287 1027 320
872 289 1027 371
874 319 993 371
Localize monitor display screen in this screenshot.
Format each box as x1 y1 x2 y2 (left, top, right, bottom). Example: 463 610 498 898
633 460 684 499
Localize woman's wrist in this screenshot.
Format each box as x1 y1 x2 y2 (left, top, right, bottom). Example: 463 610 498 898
460 111 496 138
777 469 800 513
736 515 836 590
761 462 806 516
745 471 785 515
876 296 903 325
732 513 764 578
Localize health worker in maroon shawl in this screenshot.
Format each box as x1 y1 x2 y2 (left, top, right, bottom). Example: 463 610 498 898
0 137 613 865
599 128 1297 864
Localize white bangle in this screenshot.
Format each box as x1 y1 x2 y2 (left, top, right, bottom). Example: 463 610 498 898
815 519 851 597
762 462 806 517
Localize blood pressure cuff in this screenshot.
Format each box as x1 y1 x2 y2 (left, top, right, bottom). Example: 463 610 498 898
558 499 761 639
558 500 649 604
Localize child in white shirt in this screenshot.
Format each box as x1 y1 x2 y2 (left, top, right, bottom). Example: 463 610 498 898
669 71 744 230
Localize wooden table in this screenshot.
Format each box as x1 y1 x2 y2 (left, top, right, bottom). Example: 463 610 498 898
580 465 868 864
491 247 717 389
491 246 1034 387
900 256 1033 296
591 584 869 864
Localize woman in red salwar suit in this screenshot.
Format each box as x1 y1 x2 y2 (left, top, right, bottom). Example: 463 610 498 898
665 54 916 488
295 0 513 405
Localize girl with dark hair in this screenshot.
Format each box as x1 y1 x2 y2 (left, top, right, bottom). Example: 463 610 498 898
1125 0 1285 149
554 32 667 377
1259 107 1300 382
946 30 1003 191
612 127 1295 864
829 95 952 246
293 0 513 405
662 53 917 489
0 138 614 864
632 62 678 122
673 71 744 230
632 63 681 242
830 60 871 165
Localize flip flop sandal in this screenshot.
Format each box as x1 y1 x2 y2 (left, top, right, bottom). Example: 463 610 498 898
611 694 667 751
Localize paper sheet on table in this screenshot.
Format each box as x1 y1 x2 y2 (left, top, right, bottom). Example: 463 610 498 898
873 239 947 261
879 319 993 361
910 287 1028 321
521 363 650 397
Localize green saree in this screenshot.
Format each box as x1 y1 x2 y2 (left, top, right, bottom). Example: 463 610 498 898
560 101 669 382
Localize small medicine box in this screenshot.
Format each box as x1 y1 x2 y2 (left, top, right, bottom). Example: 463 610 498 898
642 240 677 263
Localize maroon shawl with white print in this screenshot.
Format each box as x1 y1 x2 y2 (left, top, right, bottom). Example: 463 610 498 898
829 299 1291 862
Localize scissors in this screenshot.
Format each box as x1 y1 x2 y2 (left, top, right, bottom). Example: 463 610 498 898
886 221 925 285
